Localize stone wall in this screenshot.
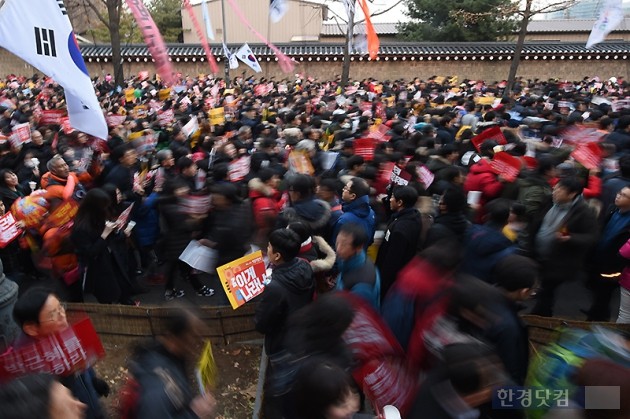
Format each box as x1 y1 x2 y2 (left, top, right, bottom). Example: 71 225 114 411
1 47 627 84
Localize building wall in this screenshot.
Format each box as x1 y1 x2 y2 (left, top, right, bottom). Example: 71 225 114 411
182 0 325 44
0 48 627 85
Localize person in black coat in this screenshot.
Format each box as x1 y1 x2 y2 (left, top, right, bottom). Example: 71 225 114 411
254 228 314 419
376 185 422 300
103 144 138 203
71 188 134 304
529 177 599 317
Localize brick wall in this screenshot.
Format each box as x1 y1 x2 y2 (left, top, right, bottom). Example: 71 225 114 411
1 47 627 85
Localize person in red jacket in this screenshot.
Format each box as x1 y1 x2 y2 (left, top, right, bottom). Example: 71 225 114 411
247 168 282 247
463 140 505 222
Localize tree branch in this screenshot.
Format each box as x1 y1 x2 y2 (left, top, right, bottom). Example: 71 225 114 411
355 0 405 25
78 0 110 28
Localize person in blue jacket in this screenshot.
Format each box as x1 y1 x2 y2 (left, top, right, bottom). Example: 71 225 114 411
333 177 375 248
335 223 380 310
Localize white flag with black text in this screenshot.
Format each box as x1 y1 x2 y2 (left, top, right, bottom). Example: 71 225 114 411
0 0 107 139
222 42 239 70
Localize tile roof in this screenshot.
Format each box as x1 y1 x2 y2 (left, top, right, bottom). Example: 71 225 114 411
527 18 630 33
320 23 399 36
80 42 630 61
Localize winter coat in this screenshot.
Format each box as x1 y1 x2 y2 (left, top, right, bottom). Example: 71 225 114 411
248 177 281 230
203 201 253 267
133 192 160 248
71 223 132 304
529 196 599 282
157 201 201 261
129 342 198 419
376 207 423 299
276 198 331 237
460 224 517 283
337 251 380 310
424 213 470 247
483 296 529 385
333 195 376 247
601 175 630 219
463 158 504 210
517 173 552 220
255 258 314 356
618 237 630 291
381 256 454 373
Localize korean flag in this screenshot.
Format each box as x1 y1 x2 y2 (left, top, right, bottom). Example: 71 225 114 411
0 0 107 140
236 43 262 73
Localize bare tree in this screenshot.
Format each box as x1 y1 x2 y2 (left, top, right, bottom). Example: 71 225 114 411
69 0 124 87
504 0 578 98
328 0 405 87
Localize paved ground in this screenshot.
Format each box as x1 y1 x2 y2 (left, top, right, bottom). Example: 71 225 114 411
11 266 622 321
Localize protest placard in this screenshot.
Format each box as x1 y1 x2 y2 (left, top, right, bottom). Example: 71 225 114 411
115 203 134 231
179 194 212 216
157 109 174 127
179 240 218 274
571 142 602 170
228 156 251 182
217 251 267 310
416 165 435 189
288 150 314 175
491 152 522 182
40 109 66 125
196 340 218 393
0 212 21 248
209 107 226 126
60 117 74 135
182 116 199 138
390 165 411 186
10 122 31 147
158 88 171 101
471 126 507 152
354 138 377 161
0 318 105 380
105 114 126 128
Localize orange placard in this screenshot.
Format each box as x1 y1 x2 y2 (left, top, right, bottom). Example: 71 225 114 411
217 251 267 310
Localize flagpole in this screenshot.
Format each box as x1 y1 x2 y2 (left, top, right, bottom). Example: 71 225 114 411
221 0 230 87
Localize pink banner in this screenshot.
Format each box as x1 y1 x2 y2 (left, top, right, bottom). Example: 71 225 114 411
125 0 176 86
182 0 219 74
225 0 295 73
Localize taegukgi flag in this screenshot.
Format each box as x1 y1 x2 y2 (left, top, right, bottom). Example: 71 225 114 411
236 43 262 73
586 0 624 48
0 0 107 140
223 42 239 70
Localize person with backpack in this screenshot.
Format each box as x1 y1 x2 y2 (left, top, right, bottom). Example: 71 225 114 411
121 309 217 419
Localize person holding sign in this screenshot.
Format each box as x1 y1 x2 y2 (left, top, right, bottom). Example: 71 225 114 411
124 309 217 419
11 287 109 419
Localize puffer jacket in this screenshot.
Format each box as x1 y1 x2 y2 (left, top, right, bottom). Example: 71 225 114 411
463 158 504 210
333 195 376 247
254 258 314 355
248 177 281 230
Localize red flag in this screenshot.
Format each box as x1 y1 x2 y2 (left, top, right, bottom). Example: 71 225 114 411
182 0 219 75
125 0 176 85
357 0 380 60
491 151 522 182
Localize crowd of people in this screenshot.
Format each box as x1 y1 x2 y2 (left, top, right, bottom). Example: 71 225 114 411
0 71 629 418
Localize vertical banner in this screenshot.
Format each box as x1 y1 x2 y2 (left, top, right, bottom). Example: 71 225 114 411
201 0 215 40
125 0 176 85
182 0 219 74
217 251 267 310
356 0 379 60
